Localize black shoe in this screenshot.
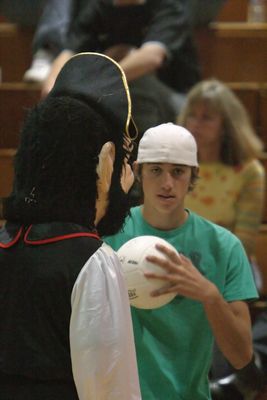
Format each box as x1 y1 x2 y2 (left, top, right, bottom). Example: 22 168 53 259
210 374 243 400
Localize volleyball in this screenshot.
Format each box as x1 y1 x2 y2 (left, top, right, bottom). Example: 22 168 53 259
117 235 178 309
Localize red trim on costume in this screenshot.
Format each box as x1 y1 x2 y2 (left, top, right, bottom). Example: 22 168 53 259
0 227 23 248
23 225 100 245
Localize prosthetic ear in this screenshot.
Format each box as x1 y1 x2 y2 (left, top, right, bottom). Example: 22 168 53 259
133 161 140 181
96 142 115 194
95 142 115 225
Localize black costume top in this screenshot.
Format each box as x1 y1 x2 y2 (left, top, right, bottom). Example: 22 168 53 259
0 222 140 399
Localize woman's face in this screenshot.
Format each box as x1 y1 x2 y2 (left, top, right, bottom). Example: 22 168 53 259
185 102 223 148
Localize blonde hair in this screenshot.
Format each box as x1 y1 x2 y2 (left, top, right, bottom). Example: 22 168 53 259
178 79 264 165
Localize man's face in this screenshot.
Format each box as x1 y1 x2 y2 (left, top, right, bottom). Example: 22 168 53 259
141 163 192 217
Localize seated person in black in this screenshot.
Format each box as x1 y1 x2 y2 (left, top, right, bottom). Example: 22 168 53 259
41 0 201 132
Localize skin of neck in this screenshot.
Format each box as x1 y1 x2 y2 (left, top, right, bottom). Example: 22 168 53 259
141 203 189 231
198 142 221 163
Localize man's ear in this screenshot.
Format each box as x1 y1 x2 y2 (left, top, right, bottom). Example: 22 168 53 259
96 142 115 194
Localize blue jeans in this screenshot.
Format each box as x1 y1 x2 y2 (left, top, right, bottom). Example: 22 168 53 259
32 0 73 55
0 0 73 55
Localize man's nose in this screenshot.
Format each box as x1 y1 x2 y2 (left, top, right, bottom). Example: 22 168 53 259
161 172 174 189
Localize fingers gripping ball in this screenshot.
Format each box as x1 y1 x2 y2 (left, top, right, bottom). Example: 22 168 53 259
117 236 178 309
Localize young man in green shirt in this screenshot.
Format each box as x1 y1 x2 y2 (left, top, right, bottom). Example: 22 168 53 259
105 122 258 400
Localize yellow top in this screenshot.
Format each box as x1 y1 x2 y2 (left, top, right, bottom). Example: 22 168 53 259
185 159 266 256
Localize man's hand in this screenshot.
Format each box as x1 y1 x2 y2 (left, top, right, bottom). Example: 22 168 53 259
145 242 253 370
145 243 217 303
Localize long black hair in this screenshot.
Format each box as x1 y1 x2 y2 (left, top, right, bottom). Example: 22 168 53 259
4 95 130 234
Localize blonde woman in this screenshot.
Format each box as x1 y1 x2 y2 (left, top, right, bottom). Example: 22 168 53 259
179 79 266 289
179 78 266 399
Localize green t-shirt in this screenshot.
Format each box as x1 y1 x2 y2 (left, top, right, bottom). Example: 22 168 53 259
104 207 258 400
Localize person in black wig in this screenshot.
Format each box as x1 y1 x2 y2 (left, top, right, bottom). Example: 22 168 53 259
0 52 141 400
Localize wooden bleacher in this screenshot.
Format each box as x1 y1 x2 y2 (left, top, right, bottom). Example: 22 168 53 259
256 224 267 296
0 23 33 82
0 82 40 147
0 148 15 197
216 0 249 22
196 22 267 83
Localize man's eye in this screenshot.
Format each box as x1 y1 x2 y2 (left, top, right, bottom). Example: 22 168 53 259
173 168 183 176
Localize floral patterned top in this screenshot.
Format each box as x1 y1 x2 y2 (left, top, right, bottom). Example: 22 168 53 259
185 159 266 256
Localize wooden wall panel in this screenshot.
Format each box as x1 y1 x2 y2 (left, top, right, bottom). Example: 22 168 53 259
0 23 33 82
216 0 249 22
196 24 267 83
259 156 267 223
0 148 15 197
259 87 267 149
256 224 267 296
228 82 260 131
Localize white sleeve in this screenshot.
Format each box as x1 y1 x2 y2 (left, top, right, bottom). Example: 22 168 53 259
70 243 141 400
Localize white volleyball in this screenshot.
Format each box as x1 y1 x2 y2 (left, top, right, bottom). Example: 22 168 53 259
117 235 178 309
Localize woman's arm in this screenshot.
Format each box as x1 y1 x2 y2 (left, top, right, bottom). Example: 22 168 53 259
234 160 266 257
